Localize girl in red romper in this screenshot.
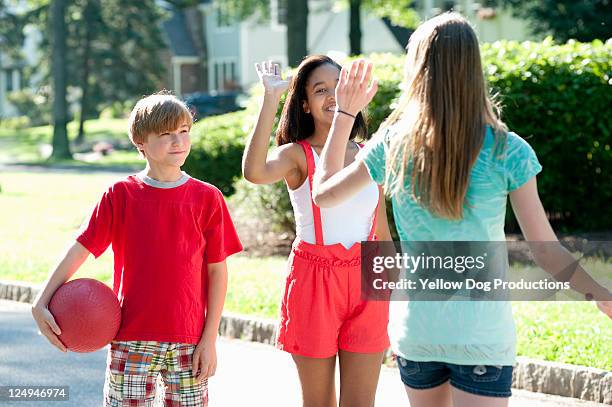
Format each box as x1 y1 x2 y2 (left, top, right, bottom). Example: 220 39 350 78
243 55 391 407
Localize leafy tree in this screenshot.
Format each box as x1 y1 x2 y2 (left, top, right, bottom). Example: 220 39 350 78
50 0 70 159
0 1 28 57
1 0 172 153
212 0 270 22
341 0 419 55
362 0 419 28
68 0 168 143
498 0 612 42
287 0 308 65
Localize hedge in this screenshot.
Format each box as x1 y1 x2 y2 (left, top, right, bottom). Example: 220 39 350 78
183 110 251 196
483 38 611 232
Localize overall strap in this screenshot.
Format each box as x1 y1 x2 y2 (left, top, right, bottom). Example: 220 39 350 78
358 142 381 242
297 140 324 245
367 186 382 241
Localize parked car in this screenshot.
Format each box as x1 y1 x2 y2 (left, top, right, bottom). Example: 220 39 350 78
184 91 244 119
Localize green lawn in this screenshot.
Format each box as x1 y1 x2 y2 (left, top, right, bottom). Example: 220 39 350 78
0 118 142 170
514 302 611 369
0 170 610 370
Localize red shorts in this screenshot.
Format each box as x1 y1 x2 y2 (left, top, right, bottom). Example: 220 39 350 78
276 239 390 358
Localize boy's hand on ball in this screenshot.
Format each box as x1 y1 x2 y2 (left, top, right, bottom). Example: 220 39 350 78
192 339 217 382
31 305 67 352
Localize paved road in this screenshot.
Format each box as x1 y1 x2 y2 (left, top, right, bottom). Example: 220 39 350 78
0 300 606 406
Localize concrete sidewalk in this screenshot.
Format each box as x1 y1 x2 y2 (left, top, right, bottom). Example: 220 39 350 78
0 300 607 406
209 337 607 406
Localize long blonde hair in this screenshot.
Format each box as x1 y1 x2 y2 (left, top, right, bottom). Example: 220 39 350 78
381 12 506 220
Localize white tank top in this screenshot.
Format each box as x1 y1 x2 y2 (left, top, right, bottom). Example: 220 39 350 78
288 144 379 249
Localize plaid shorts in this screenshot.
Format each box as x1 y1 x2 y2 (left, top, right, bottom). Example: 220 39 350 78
103 341 208 407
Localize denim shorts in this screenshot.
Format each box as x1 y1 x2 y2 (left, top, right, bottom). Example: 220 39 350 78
397 356 513 398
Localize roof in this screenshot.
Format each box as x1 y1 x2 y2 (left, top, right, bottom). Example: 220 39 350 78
162 9 198 57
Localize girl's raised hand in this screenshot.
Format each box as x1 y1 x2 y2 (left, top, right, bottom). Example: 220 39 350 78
255 60 291 98
335 59 378 116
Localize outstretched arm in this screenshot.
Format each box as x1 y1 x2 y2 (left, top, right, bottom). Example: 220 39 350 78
510 178 612 318
313 159 374 208
313 59 378 207
242 61 296 185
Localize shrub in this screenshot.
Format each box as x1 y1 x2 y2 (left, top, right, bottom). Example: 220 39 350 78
6 89 52 126
0 115 31 129
362 53 405 135
229 178 295 256
183 110 252 196
481 38 611 231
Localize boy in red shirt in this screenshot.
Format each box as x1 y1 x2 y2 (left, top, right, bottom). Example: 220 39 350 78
31 92 243 406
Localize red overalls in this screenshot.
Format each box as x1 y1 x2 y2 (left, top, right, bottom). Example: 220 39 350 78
276 141 390 358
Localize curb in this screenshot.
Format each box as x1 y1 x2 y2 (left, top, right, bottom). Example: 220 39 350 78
0 280 39 303
513 358 611 404
2 280 610 404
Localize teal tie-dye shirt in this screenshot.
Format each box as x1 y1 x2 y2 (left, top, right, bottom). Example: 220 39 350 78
358 125 542 365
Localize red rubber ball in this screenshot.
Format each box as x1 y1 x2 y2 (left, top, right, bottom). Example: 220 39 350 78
48 278 121 353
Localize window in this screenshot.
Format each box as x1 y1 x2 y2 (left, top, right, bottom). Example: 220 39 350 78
214 63 220 91
271 0 287 26
5 69 14 93
213 60 238 91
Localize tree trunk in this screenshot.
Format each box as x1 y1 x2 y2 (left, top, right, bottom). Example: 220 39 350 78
287 0 308 67
50 0 71 159
349 0 362 56
76 0 95 145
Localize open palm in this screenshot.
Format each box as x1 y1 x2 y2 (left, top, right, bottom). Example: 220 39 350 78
255 61 291 97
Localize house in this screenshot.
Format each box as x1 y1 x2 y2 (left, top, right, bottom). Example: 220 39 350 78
161 0 407 96
160 6 207 96
1 0 530 119
196 0 405 93
0 26 38 119
162 0 529 97
0 56 24 118
0 0 43 120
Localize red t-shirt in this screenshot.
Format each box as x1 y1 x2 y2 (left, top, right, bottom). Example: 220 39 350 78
76 175 243 344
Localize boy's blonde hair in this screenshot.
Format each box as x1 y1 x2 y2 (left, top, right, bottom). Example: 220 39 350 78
380 12 507 220
128 92 194 155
